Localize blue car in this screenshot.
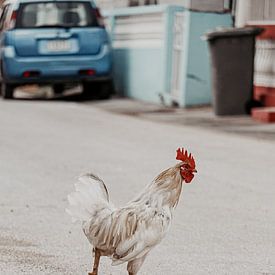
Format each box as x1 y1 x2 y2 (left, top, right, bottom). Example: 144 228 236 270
0 0 113 99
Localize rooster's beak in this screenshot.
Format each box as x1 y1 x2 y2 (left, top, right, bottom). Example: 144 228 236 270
193 169 197 173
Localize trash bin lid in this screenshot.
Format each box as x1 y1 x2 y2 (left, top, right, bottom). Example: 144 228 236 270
204 27 263 41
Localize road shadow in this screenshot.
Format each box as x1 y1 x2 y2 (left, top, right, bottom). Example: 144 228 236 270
1 85 115 103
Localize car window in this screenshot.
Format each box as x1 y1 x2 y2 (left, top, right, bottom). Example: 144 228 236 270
16 1 98 28
0 5 10 31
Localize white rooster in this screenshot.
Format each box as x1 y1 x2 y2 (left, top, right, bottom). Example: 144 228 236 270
66 148 197 275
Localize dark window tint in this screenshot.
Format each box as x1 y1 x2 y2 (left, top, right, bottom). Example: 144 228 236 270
16 1 98 28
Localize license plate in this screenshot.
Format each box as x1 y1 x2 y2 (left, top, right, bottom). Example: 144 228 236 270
47 40 71 52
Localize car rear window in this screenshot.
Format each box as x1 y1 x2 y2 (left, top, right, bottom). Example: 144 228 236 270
16 1 98 28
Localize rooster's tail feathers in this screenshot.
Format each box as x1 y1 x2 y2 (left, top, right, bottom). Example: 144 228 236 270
66 174 112 223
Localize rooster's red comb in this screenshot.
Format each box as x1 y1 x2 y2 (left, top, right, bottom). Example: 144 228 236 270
176 148 196 169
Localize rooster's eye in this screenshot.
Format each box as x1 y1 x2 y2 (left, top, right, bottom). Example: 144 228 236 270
181 164 189 170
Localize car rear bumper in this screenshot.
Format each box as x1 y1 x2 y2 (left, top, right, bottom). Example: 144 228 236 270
2 44 112 84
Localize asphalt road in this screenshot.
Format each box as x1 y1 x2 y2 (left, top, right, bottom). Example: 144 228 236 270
0 98 274 275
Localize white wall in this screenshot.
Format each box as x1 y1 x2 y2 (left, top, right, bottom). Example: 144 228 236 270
235 0 275 26
112 12 164 48
96 0 157 10
160 0 228 12
97 0 229 12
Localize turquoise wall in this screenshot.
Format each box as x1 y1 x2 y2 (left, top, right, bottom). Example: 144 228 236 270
181 11 233 106
113 48 164 103
108 5 233 107
109 5 180 105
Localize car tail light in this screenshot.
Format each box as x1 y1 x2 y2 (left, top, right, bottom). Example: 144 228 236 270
95 8 105 27
79 69 96 76
23 71 40 78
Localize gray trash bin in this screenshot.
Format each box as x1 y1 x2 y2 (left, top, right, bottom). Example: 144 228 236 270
205 27 263 116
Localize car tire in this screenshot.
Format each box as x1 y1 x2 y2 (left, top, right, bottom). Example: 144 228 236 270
53 84 64 95
82 80 114 100
97 80 114 100
2 83 14 99
82 82 97 100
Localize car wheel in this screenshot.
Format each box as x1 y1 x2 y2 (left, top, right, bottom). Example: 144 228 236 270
53 84 64 95
97 80 114 100
82 82 97 100
82 80 113 100
2 83 14 99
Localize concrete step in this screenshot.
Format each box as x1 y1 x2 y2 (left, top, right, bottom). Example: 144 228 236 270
253 86 275 101
255 25 275 39
262 94 275 107
252 107 275 123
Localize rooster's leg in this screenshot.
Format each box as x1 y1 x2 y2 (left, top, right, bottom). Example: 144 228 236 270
127 253 148 275
88 248 101 275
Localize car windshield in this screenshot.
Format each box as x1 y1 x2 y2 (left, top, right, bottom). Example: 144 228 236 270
16 1 98 28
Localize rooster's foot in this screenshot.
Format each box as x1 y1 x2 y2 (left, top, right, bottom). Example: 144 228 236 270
88 272 97 275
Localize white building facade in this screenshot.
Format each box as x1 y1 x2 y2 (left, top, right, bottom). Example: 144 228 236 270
96 0 233 12
235 0 275 108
